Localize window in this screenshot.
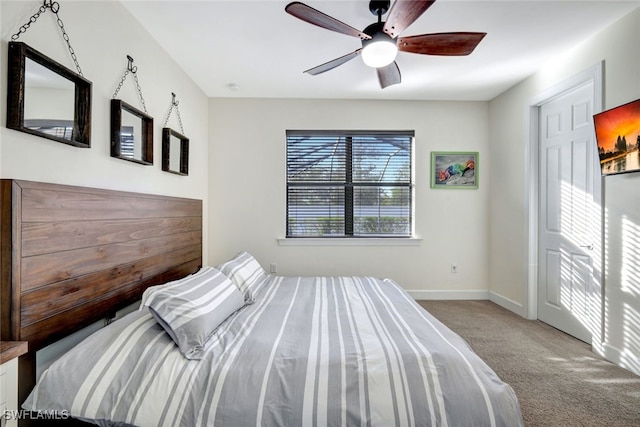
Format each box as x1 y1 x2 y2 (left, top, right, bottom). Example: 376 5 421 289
286 130 414 238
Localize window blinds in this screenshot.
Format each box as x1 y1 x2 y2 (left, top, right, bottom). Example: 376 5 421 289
286 130 414 237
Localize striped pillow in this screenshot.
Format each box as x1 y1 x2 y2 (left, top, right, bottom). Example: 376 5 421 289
141 267 245 359
217 251 268 303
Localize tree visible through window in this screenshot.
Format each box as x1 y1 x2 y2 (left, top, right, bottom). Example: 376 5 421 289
286 130 414 237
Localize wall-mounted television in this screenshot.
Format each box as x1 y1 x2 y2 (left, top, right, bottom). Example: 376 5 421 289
593 98 640 176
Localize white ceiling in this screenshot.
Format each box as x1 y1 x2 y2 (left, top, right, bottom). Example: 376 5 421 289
121 0 640 101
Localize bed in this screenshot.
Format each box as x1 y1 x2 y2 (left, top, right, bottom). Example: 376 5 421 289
1 180 522 426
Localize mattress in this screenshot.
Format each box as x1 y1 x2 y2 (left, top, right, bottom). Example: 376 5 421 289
23 275 523 426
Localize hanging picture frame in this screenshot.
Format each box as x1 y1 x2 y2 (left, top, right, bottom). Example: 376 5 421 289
430 151 478 189
110 99 153 165
6 1 91 148
7 42 92 148
161 92 189 175
110 55 153 165
162 128 189 175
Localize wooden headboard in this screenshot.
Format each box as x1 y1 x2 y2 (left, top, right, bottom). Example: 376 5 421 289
0 179 202 405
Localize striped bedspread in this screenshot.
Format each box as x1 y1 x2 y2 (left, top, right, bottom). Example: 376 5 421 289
24 276 523 426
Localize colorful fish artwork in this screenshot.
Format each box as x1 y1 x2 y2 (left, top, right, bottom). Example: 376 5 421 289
438 159 475 183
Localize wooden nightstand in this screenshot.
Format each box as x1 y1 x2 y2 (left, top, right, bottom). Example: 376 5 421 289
1 342 28 427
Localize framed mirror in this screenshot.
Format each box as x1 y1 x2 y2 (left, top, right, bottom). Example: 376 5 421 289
162 128 189 175
6 42 92 148
110 99 153 165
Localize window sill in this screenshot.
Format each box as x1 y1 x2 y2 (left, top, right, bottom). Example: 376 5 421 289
277 237 422 246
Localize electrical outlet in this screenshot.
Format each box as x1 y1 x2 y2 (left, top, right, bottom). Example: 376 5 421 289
451 263 457 273
270 263 278 274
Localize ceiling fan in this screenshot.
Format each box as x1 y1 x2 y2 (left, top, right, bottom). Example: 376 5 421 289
285 0 486 89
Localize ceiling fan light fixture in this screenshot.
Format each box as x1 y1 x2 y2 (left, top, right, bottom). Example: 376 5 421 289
361 21 398 68
362 40 398 68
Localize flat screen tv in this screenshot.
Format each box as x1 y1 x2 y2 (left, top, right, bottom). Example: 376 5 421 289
593 98 640 176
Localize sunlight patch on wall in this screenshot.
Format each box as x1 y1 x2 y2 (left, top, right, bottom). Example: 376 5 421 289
621 217 640 296
617 216 640 374
621 302 640 374
603 207 610 346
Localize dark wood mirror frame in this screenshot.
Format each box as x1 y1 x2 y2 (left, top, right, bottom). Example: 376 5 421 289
162 127 189 175
110 99 153 165
6 41 92 148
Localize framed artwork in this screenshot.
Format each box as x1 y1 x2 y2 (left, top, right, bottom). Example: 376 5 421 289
431 151 478 189
593 98 640 176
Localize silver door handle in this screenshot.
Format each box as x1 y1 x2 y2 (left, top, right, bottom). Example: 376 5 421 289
579 244 593 250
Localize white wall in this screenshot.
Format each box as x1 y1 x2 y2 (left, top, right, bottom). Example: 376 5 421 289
489 8 640 374
1 0 209 258
209 98 492 297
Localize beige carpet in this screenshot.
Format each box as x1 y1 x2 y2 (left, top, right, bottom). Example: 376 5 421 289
419 300 640 427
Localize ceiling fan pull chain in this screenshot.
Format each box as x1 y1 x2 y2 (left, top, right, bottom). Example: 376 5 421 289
10 0 84 76
112 55 149 114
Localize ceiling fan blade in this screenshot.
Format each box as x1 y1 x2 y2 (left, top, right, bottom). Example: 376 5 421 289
377 61 401 89
285 2 371 40
383 0 436 38
304 49 362 75
398 32 487 55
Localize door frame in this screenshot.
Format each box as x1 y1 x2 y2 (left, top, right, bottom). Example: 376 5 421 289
523 61 604 350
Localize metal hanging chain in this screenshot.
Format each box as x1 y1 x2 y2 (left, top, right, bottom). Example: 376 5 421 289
112 55 148 114
11 0 83 77
163 93 185 135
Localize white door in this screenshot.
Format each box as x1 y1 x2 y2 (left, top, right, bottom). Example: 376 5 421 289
538 81 601 343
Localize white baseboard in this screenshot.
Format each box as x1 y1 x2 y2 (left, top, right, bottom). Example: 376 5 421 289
408 290 489 300
408 289 526 317
602 343 640 377
489 291 525 317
